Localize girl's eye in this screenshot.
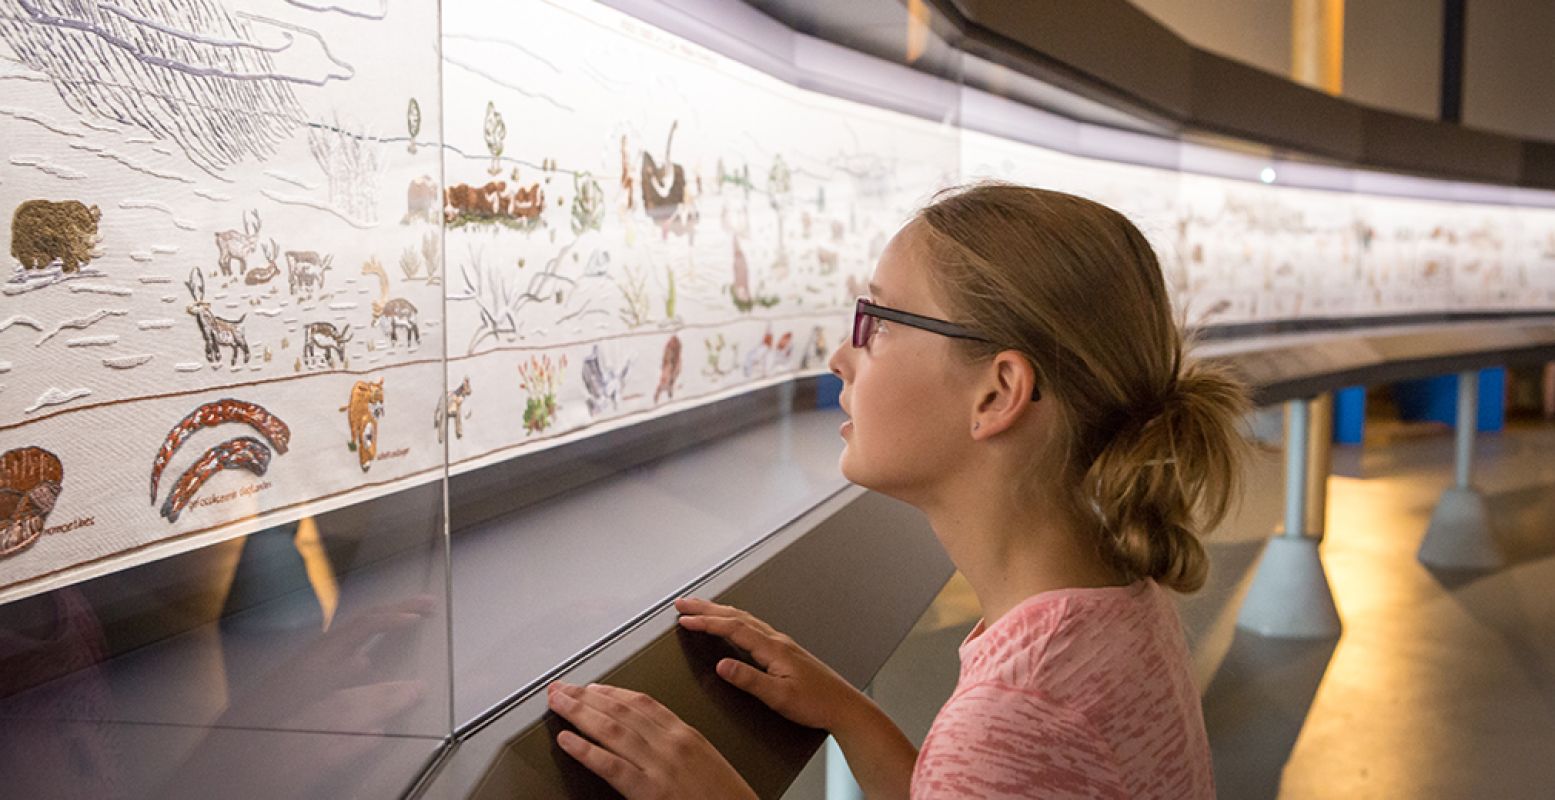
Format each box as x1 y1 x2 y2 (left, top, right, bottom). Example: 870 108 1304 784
864 320 886 350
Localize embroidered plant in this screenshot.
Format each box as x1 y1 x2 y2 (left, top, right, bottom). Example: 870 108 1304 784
421 231 440 284
455 242 575 353
664 266 678 320
702 334 737 380
518 354 567 433
616 262 651 328
570 171 605 234
398 246 422 281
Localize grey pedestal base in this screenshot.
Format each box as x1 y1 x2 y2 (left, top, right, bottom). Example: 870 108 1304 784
1236 536 1342 639
1418 486 1505 570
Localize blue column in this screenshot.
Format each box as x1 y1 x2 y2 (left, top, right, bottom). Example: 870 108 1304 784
815 373 843 409
1333 386 1366 444
1477 368 1506 432
1393 368 1504 433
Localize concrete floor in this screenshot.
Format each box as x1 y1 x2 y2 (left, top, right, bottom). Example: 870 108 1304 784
784 417 1555 799
1210 418 1555 799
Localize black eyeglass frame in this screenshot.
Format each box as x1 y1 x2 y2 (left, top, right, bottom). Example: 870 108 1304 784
852 297 1041 401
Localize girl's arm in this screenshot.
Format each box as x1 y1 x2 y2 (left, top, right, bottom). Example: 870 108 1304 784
827 688 919 799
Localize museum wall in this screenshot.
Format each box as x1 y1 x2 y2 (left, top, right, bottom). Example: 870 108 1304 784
1128 0 1555 138
1463 0 1555 140
1343 0 1441 121
1128 0 1293 80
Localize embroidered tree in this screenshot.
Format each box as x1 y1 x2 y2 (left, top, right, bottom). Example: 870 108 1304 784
768 154 794 260
406 98 421 154
484 101 507 175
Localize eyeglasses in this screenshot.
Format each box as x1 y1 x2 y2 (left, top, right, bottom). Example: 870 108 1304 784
853 297 986 349
852 297 1041 401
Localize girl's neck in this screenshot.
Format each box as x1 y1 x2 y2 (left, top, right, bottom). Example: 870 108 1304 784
919 480 1128 628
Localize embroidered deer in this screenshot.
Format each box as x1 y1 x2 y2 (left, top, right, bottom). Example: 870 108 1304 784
285 250 332 295
371 298 420 347
245 239 281 286
214 209 260 277
302 321 352 368
184 267 250 366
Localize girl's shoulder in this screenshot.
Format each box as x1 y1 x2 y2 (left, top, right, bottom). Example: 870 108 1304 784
959 580 1181 693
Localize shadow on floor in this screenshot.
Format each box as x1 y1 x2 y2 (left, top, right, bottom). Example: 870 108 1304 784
1202 631 1338 800
1488 483 1555 566
1427 485 1555 727
1426 481 1555 593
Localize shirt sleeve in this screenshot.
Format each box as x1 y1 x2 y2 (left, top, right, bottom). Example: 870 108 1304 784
912 681 1129 800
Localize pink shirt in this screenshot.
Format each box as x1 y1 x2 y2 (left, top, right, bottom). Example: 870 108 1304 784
911 580 1215 799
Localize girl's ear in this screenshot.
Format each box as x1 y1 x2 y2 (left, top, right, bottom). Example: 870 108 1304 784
970 351 1038 440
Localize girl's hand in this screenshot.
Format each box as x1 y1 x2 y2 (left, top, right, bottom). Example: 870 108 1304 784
674 597 865 732
546 681 756 800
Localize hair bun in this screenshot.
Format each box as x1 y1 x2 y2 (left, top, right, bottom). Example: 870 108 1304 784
1081 361 1249 593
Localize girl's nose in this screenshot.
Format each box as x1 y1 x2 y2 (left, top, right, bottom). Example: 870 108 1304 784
827 339 850 380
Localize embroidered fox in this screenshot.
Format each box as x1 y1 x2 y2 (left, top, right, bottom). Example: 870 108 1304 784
339 378 384 472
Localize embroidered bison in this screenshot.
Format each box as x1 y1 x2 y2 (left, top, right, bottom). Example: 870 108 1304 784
10 199 102 273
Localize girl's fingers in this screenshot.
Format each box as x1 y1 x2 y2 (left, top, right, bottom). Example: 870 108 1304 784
677 615 780 666
716 657 783 706
674 596 735 616
585 683 680 732
676 597 780 636
548 684 655 767
556 730 646 796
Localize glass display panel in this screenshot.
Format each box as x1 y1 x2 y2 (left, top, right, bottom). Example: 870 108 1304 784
438 0 962 724
0 1 452 795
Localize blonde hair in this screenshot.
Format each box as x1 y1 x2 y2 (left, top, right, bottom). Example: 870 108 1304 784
916 182 1248 593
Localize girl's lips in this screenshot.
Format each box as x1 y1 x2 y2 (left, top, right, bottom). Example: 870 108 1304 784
840 420 853 436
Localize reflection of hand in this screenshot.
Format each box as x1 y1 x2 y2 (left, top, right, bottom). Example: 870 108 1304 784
674 597 865 732
170 594 436 798
286 594 436 694
229 593 436 730
547 681 757 800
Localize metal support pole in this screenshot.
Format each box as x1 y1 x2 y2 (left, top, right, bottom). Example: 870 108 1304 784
1237 397 1342 639
1454 369 1476 488
1304 393 1334 537
1418 371 1505 569
1283 398 1309 539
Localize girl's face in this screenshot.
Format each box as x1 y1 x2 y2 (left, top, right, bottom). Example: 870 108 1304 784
828 223 980 503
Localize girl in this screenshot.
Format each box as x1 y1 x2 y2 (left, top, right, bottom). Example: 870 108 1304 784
547 183 1246 798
